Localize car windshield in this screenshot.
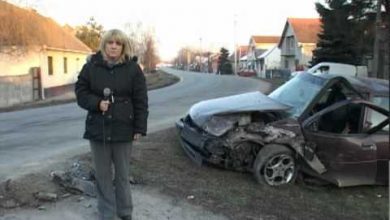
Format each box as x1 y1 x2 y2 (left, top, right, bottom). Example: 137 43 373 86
372 96 389 110
269 73 326 117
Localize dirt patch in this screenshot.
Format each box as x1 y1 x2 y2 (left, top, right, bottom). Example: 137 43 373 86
1 127 386 220
145 71 180 90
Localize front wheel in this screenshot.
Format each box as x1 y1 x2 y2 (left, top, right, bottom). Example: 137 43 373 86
253 144 297 186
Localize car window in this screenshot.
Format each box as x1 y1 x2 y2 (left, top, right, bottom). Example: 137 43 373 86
311 81 361 115
307 101 388 134
314 102 363 134
364 105 389 132
366 96 389 132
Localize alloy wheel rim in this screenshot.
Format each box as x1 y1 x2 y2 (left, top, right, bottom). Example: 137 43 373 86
263 154 295 186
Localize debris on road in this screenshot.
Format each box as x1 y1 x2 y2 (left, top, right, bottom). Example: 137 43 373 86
34 192 58 202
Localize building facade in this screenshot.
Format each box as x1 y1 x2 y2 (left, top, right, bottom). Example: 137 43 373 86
278 18 321 72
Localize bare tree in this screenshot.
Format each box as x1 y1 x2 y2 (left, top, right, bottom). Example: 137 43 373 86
174 47 199 70
124 22 145 58
124 22 160 72
142 33 159 72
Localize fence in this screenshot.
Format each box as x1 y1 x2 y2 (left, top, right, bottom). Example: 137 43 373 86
0 67 41 108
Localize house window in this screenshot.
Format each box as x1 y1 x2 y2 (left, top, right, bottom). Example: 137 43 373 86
63 57 68 74
76 58 80 73
286 36 295 53
48 56 53 75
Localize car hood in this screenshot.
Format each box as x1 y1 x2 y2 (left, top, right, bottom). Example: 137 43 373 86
189 91 291 127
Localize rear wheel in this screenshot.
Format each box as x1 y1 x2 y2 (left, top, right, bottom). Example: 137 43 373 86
253 144 297 186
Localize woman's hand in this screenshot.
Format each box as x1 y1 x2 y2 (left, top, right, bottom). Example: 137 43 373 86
133 133 142 141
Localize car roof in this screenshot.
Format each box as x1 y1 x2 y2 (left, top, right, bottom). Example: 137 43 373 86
305 72 389 96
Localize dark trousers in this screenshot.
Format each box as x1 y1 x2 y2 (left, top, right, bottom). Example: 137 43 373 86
90 141 133 220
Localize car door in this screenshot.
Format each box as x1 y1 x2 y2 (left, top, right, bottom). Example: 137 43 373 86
363 98 389 185
302 100 389 187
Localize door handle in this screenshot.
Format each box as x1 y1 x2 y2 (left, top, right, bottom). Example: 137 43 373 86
361 143 377 150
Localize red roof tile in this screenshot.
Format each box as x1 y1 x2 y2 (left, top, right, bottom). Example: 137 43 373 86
251 36 280 44
287 18 321 43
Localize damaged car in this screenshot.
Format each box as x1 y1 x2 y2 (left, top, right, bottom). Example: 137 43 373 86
176 72 389 187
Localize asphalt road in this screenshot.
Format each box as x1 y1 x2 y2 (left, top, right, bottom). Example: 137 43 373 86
0 68 271 181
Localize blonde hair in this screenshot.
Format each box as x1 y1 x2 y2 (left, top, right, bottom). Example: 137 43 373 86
99 29 131 63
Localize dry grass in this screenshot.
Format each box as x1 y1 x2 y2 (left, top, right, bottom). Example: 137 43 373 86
131 127 389 220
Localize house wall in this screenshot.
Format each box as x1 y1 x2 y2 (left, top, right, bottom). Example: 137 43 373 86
280 25 317 72
0 48 41 76
248 39 279 73
0 47 89 100
301 43 316 67
40 49 88 90
280 26 294 55
247 40 257 70
258 47 281 78
280 25 296 72
256 43 277 50
0 71 33 108
264 48 281 69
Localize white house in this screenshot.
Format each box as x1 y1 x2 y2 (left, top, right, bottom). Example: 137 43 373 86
230 45 249 71
278 18 321 72
246 36 280 77
256 46 281 78
0 1 92 99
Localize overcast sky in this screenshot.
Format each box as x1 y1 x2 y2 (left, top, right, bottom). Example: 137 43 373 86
11 0 321 61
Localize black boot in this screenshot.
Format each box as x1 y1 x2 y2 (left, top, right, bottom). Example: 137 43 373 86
120 216 132 220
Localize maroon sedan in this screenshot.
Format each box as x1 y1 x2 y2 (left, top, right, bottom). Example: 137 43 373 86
176 72 389 187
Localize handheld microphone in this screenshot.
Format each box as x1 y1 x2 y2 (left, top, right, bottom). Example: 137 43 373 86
103 88 111 100
102 88 111 115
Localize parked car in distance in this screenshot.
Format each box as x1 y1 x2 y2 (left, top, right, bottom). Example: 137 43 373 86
176 72 389 187
238 69 257 77
309 62 368 77
290 62 368 79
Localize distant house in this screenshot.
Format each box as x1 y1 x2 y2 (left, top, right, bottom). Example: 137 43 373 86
229 45 249 71
246 36 280 77
209 53 220 74
0 1 92 99
256 46 281 78
278 18 321 72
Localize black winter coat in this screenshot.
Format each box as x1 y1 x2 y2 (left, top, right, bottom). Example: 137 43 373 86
75 52 148 142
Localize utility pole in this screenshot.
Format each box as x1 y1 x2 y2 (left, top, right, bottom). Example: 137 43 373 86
234 14 238 75
372 0 382 78
187 50 190 71
199 37 202 73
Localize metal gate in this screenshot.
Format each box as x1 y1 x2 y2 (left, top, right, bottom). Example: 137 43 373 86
31 67 42 100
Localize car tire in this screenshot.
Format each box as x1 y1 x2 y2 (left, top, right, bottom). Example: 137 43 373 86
253 144 297 186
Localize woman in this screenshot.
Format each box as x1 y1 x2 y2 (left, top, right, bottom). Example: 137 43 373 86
75 29 148 220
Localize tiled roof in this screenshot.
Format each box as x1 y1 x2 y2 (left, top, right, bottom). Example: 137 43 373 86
251 36 280 44
236 45 249 55
288 18 321 43
0 1 91 53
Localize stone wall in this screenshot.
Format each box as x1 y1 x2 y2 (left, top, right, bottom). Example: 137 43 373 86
0 71 33 108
